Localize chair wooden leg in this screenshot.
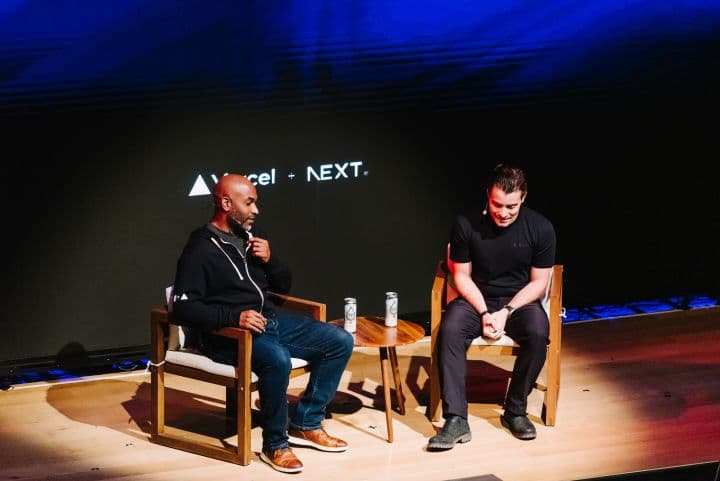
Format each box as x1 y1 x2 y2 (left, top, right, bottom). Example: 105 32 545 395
150 365 165 437
150 314 166 438
236 380 251 465
428 345 442 422
542 263 563 426
542 346 560 426
236 331 253 466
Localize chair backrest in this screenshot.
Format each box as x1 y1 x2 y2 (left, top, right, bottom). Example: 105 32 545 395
164 285 185 351
165 286 174 311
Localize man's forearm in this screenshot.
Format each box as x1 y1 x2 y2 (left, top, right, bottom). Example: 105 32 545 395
453 272 488 315
504 280 547 312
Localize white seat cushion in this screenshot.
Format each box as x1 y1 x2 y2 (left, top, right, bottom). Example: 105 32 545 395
166 349 310 383
470 334 517 347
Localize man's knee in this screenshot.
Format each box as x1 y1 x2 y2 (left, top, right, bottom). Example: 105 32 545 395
518 328 548 354
513 306 549 346
313 322 355 360
255 346 292 374
439 299 479 342
438 316 466 345
334 327 355 358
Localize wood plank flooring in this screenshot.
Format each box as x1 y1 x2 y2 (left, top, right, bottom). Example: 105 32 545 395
1 306 718 481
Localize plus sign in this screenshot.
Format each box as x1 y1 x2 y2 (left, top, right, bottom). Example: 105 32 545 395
288 172 296 180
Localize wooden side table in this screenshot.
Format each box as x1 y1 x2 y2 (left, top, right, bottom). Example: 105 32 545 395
331 315 425 442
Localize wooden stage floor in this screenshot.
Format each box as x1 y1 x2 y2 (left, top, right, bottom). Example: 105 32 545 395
1 306 719 481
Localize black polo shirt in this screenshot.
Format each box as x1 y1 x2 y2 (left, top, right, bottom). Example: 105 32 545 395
449 206 556 298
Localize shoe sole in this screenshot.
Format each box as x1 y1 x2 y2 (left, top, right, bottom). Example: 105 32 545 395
260 451 304 473
288 435 348 452
427 433 472 450
500 417 537 440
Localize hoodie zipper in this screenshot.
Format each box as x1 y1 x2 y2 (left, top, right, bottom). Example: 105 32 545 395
210 236 265 313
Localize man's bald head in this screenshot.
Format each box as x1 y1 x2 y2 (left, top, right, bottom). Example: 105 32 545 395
213 174 256 206
211 174 259 231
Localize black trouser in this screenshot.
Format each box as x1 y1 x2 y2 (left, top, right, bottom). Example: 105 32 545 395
437 296 549 418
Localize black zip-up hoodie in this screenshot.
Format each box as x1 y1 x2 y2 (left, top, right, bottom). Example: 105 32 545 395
172 223 292 333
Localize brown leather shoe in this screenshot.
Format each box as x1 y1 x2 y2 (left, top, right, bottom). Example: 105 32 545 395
260 447 303 473
288 427 348 452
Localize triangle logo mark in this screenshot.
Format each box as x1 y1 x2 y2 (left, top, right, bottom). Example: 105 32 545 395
188 174 211 197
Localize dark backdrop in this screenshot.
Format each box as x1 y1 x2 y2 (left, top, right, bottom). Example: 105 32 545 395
1 1 718 365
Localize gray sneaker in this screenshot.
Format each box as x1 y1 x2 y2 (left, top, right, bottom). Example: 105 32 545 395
427 415 472 450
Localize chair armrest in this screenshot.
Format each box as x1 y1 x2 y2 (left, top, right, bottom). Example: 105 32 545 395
213 326 253 340
269 292 327 322
151 292 327 346
151 306 251 343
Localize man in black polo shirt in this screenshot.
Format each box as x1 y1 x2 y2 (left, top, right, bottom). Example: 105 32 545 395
428 164 556 449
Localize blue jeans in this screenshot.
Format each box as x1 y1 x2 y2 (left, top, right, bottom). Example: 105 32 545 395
205 311 354 451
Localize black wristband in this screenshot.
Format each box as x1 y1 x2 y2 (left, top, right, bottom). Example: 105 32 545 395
478 310 489 317
503 304 516 315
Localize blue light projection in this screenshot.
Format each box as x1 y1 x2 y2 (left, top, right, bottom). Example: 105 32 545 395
1 0 718 113
563 295 718 323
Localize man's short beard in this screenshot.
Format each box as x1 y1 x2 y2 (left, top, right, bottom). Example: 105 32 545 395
228 215 247 230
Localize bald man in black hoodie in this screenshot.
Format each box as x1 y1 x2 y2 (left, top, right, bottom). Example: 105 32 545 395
173 174 353 474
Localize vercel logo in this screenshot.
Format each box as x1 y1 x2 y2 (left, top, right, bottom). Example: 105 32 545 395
188 161 368 197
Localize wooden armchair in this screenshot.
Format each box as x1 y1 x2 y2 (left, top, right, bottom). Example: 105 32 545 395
149 292 326 466
428 260 564 426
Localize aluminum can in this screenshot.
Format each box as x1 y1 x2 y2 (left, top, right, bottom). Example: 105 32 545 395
385 292 398 327
343 297 357 333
